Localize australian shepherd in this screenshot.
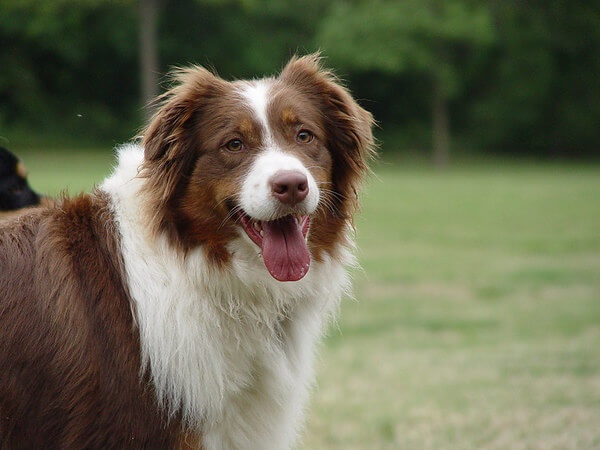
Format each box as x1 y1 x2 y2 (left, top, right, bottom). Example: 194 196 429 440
0 54 374 449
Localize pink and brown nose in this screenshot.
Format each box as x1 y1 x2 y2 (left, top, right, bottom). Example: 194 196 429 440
271 170 309 206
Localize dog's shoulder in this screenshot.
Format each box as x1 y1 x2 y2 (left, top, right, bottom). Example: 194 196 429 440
0 192 118 325
0 191 188 447
1 192 118 271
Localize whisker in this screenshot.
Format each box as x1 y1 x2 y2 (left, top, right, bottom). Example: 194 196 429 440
316 188 344 216
315 179 333 188
305 164 328 173
216 196 243 230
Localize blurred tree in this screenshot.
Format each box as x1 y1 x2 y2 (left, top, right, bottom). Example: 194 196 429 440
0 0 138 142
0 0 598 158
158 0 325 78
468 0 600 157
140 0 160 112
316 0 494 166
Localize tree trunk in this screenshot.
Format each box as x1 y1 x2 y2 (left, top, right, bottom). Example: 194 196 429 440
432 75 450 168
139 0 159 115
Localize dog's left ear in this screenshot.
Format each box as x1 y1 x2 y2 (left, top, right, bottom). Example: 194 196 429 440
280 54 376 218
143 67 224 163
140 67 226 242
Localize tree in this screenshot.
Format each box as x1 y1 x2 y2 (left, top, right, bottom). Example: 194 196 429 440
139 0 160 113
316 0 494 166
0 0 138 142
467 0 600 157
2 0 598 157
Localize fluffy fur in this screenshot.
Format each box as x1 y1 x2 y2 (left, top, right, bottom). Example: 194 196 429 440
0 54 374 449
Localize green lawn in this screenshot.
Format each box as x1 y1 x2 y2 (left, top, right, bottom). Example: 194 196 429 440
16 149 600 448
305 162 600 449
18 147 116 196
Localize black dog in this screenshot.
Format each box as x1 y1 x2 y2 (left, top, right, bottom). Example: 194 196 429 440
0 146 41 212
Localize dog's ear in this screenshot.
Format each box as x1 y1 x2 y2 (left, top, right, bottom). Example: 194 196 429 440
140 67 227 244
142 67 223 162
280 54 376 219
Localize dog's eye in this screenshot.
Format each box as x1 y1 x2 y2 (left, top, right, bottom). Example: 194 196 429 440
296 130 314 144
225 139 244 152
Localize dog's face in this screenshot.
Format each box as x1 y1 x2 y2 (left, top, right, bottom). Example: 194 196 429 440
0 147 41 212
141 55 374 281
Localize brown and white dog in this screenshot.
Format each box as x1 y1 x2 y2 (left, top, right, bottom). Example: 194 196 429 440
0 55 374 449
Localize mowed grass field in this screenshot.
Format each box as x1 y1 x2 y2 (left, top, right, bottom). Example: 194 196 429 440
17 149 600 449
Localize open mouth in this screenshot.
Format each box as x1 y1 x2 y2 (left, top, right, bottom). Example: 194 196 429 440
239 212 311 282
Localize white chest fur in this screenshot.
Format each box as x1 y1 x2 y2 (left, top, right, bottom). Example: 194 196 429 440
101 145 353 449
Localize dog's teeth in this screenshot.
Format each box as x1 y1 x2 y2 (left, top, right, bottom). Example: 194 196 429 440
260 230 264 237
253 221 261 232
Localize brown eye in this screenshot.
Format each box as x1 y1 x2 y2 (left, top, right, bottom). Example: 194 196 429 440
226 139 244 152
296 130 314 144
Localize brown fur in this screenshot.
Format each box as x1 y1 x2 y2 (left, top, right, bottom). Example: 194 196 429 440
0 196 54 220
0 192 192 448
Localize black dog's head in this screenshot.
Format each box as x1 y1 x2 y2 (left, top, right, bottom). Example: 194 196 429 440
0 147 41 211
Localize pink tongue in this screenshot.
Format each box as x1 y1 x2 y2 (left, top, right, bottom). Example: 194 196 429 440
261 216 310 282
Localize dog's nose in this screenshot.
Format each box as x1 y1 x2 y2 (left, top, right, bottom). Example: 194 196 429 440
271 170 309 206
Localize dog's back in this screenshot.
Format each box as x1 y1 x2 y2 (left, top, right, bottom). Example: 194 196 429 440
0 194 187 448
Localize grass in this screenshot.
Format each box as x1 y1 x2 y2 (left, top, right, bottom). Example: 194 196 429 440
15 149 600 448
18 147 116 196
304 161 600 449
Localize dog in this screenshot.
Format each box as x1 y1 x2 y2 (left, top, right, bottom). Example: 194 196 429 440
0 54 374 449
0 146 42 217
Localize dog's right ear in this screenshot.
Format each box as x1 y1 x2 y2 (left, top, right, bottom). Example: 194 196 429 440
142 66 224 162
140 67 228 245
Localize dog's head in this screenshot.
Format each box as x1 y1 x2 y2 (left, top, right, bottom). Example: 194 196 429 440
140 54 375 281
0 147 41 212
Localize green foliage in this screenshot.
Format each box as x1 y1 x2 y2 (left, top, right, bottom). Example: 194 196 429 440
316 0 494 97
0 0 599 157
467 1 600 156
158 0 325 79
0 0 138 143
316 0 600 157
